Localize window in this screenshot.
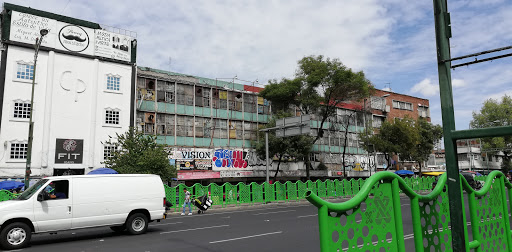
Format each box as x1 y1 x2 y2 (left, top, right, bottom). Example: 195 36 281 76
16 63 34 80
44 180 69 200
392 100 413 111
10 142 28 159
103 144 116 160
107 75 120 91
13 101 31 119
105 109 120 125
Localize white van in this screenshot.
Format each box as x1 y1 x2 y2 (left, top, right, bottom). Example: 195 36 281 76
0 174 167 250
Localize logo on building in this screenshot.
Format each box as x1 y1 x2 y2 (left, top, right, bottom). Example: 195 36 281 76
60 71 86 102
55 138 83 164
212 149 248 168
58 25 90 52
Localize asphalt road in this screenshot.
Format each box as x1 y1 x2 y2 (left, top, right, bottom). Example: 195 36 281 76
3 193 499 252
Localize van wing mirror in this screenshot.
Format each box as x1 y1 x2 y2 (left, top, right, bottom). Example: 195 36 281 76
37 191 50 201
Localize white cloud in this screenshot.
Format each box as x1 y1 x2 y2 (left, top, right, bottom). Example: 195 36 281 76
451 79 466 88
5 0 512 132
410 78 439 97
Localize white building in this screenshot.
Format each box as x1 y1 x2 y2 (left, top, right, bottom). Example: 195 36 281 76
0 3 136 177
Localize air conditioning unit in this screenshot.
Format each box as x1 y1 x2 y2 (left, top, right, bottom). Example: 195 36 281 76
385 105 390 113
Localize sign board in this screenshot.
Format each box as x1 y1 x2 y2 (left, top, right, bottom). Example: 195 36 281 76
9 11 133 63
220 170 254 178
55 138 83 164
275 115 311 137
177 171 220 180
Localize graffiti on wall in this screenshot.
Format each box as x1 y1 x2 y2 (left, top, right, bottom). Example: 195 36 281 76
212 149 248 168
319 153 376 171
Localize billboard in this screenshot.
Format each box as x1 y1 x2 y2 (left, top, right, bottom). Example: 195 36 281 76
55 138 84 164
9 11 133 62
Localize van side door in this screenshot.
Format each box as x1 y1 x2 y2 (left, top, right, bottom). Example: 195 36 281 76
33 179 72 232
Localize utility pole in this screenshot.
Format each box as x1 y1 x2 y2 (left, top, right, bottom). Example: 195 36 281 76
433 0 466 250
25 29 49 189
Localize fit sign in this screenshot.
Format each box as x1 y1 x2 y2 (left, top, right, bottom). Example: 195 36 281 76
55 139 83 164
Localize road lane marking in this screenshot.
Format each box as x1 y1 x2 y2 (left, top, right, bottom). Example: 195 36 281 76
209 231 283 244
153 221 183 226
252 210 296 215
297 214 317 218
160 225 229 234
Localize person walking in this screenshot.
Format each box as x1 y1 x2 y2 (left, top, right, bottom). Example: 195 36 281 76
181 188 192 215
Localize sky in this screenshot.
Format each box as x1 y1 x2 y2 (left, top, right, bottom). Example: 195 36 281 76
5 0 512 130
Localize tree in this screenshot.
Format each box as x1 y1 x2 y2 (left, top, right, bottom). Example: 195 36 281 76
471 95 512 173
260 55 374 179
253 113 313 181
411 119 443 176
102 127 176 183
361 117 442 173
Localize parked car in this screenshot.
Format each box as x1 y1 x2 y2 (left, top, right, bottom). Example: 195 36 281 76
0 174 166 250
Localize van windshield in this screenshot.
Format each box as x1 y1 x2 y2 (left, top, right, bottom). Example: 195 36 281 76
15 179 48 200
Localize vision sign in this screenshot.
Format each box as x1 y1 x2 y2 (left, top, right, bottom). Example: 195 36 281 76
55 139 83 164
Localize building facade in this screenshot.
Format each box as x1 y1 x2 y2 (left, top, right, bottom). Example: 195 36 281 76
0 3 136 178
136 67 433 182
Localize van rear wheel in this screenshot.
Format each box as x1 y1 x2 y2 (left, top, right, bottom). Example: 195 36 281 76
125 213 148 235
0 222 31 250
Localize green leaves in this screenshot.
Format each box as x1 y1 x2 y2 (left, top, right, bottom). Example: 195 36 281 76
361 117 442 168
471 95 512 172
102 127 176 182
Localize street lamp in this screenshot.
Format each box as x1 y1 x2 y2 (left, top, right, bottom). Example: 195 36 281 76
24 29 48 189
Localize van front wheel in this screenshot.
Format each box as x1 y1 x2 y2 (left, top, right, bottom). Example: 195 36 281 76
0 222 32 250
126 213 148 235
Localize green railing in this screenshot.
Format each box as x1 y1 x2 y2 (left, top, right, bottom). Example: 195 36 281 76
158 176 433 212
0 176 439 214
0 190 17 201
305 170 512 251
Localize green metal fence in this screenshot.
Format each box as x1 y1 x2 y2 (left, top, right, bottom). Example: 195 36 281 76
0 190 16 201
305 171 512 251
0 176 452 215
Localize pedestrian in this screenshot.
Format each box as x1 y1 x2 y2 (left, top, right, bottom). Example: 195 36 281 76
181 188 192 215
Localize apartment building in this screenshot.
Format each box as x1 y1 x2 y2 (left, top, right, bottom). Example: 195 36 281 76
0 3 136 178
136 67 433 182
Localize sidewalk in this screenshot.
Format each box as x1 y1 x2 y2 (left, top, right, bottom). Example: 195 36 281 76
166 197 351 216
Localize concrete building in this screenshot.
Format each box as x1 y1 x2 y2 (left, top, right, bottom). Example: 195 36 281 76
0 3 136 178
136 67 432 183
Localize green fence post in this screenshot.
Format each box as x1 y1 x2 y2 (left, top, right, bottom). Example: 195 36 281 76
343 179 351 196
250 182 263 205
317 180 326 198
297 181 307 201
210 183 222 208
334 179 343 198
307 180 317 196
285 181 296 202
265 182 276 203
326 180 335 198
223 183 237 206
238 182 251 205
275 181 286 202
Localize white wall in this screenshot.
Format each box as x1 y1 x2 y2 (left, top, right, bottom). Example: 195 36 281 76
0 45 132 177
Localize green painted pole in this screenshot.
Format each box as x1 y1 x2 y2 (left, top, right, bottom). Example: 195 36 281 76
391 179 406 252
410 196 424 252
432 0 466 250
499 177 512 249
467 190 481 252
